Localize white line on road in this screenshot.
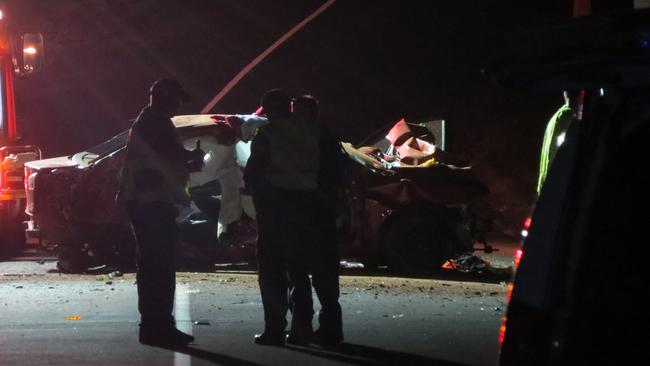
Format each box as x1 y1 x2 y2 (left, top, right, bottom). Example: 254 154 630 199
174 284 192 366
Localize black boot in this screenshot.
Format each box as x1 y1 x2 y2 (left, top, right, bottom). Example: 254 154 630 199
139 325 194 348
254 331 286 346
313 328 343 348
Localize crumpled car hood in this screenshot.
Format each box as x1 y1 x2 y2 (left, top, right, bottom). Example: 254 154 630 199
24 156 78 170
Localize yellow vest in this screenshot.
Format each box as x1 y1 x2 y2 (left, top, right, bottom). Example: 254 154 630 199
261 117 320 191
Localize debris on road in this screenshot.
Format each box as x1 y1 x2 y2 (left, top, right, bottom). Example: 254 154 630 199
108 271 123 278
441 252 514 280
443 252 488 273
340 261 365 269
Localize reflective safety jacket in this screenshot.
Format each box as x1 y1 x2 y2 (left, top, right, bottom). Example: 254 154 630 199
537 104 575 194
245 117 321 191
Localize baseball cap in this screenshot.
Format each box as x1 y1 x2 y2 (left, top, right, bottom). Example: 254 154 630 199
150 78 192 103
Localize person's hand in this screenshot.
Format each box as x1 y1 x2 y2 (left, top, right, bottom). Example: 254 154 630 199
210 115 242 145
193 147 205 158
187 148 205 172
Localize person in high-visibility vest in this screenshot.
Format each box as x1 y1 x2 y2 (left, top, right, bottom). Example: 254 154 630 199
293 94 346 347
537 91 577 195
244 89 322 346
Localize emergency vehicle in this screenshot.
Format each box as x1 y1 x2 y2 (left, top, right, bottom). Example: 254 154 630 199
493 0 650 364
0 7 44 253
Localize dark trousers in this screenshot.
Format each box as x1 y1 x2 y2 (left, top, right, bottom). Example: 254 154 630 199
126 201 178 327
312 208 343 338
253 186 319 336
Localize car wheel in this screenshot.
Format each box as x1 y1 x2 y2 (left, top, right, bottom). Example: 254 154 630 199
379 202 455 273
56 242 92 273
108 227 137 271
81 224 137 272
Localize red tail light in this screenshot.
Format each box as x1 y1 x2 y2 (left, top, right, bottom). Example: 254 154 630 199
501 249 520 348
521 217 532 238
506 283 514 303
498 318 507 345
514 249 524 269
499 284 515 347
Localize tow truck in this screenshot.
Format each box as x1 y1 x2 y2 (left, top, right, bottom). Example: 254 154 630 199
0 7 44 254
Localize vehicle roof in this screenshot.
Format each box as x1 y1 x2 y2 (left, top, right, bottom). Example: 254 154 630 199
171 114 228 129
25 114 232 170
488 9 650 91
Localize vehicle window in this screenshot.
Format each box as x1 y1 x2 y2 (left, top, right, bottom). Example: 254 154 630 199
86 130 129 157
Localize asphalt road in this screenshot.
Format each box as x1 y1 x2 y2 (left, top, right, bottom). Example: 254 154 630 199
0 250 512 366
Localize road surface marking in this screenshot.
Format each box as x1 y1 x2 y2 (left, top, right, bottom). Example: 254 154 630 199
174 284 191 366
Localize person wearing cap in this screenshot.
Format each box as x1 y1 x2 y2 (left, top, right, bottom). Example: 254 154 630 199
244 89 322 346
117 77 204 347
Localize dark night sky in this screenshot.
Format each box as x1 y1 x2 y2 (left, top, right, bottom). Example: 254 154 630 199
5 0 581 233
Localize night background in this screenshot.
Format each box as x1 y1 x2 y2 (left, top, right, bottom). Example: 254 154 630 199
5 0 581 235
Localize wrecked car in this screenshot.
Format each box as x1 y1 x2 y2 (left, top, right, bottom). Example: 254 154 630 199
24 114 264 272
24 114 491 273
337 118 491 272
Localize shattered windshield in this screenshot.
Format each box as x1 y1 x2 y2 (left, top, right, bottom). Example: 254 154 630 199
69 130 129 167
85 130 129 157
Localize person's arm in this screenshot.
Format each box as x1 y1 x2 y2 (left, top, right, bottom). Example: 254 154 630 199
134 116 188 162
243 131 271 193
156 119 204 172
236 114 269 141
319 128 347 200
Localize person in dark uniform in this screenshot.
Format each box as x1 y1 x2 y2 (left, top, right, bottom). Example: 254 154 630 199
244 89 322 346
117 78 204 347
292 95 346 347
